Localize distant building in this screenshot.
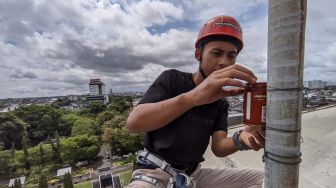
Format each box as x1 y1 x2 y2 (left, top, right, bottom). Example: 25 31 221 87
89 79 105 96
8 176 25 187
67 95 78 101
304 80 328 89
0 103 19 112
87 79 109 104
92 166 122 188
56 167 72 177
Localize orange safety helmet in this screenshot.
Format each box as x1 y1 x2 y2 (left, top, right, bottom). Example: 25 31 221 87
195 15 243 52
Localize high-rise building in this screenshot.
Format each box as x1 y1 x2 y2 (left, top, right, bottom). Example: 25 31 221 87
89 79 105 96
87 79 109 104
307 80 327 89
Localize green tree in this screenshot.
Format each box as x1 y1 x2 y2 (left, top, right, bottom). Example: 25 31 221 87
71 117 97 136
8 142 54 168
104 114 126 129
103 127 143 156
11 142 16 159
102 128 113 143
39 143 45 168
9 142 17 174
21 135 31 171
51 98 71 109
0 113 28 150
38 174 48 188
80 101 106 117
13 105 61 146
96 111 115 127
108 96 132 114
63 172 73 188
0 152 10 175
48 131 62 163
58 113 81 136
0 140 4 151
61 134 100 164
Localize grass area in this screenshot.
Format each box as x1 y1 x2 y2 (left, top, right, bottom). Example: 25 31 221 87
113 160 126 166
74 181 92 188
73 167 89 176
113 158 132 167
119 170 132 186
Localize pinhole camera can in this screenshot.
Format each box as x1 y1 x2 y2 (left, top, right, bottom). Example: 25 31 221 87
243 82 267 126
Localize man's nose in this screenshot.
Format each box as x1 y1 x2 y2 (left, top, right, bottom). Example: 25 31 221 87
218 57 230 68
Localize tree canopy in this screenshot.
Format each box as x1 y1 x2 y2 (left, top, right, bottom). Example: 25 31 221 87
61 134 100 164
58 113 82 136
0 112 28 150
103 127 143 156
13 105 61 146
38 174 48 188
51 98 71 109
80 101 106 117
71 117 97 136
107 96 132 114
63 172 73 188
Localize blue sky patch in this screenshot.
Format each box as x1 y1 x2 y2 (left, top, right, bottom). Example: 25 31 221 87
147 19 199 35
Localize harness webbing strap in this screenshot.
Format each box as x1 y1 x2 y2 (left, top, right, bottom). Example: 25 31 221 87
138 150 177 177
135 150 196 188
132 174 162 187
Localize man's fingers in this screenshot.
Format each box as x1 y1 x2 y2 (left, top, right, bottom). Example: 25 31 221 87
215 64 257 80
219 78 246 88
253 133 265 148
222 88 244 96
217 78 245 96
248 137 259 151
257 129 265 139
216 69 256 84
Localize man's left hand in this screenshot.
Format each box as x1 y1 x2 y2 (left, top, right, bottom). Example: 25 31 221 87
239 125 265 151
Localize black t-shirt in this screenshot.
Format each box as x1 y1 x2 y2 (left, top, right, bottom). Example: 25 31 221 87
139 69 229 168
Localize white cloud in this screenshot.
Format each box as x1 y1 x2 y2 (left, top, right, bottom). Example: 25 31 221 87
0 0 335 99
304 0 336 81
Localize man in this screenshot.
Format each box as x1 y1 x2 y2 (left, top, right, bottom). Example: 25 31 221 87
127 15 265 188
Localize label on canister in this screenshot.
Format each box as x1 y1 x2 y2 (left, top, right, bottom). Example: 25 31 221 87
243 82 267 126
246 92 251 120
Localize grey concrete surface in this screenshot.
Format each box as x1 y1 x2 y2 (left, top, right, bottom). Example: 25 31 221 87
202 106 336 188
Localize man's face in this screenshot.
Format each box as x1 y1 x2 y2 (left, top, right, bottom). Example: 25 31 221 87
198 41 238 76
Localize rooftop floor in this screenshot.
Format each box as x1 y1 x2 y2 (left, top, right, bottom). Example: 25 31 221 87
202 106 336 188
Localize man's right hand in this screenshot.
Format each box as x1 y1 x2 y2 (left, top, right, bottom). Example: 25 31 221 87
186 64 257 106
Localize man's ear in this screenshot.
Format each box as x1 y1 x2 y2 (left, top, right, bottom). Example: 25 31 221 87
195 48 202 61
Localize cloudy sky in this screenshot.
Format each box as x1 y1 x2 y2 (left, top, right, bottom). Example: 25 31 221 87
0 0 335 99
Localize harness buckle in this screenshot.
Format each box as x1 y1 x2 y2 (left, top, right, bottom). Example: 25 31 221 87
168 173 196 188
136 150 196 188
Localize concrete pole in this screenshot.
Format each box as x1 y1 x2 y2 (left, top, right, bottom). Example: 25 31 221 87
265 0 307 188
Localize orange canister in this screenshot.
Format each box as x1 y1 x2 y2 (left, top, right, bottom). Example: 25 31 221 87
243 82 267 126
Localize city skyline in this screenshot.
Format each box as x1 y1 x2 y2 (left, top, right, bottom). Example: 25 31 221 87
1 0 336 99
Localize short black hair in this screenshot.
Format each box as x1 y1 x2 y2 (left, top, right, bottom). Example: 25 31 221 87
198 35 242 53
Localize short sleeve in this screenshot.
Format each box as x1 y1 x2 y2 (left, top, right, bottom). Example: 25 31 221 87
212 99 230 133
139 70 174 104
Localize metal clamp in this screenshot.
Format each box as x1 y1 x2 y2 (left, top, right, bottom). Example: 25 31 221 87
263 151 302 165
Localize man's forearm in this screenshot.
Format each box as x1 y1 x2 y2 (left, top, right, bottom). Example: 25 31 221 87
212 137 239 157
127 92 195 133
